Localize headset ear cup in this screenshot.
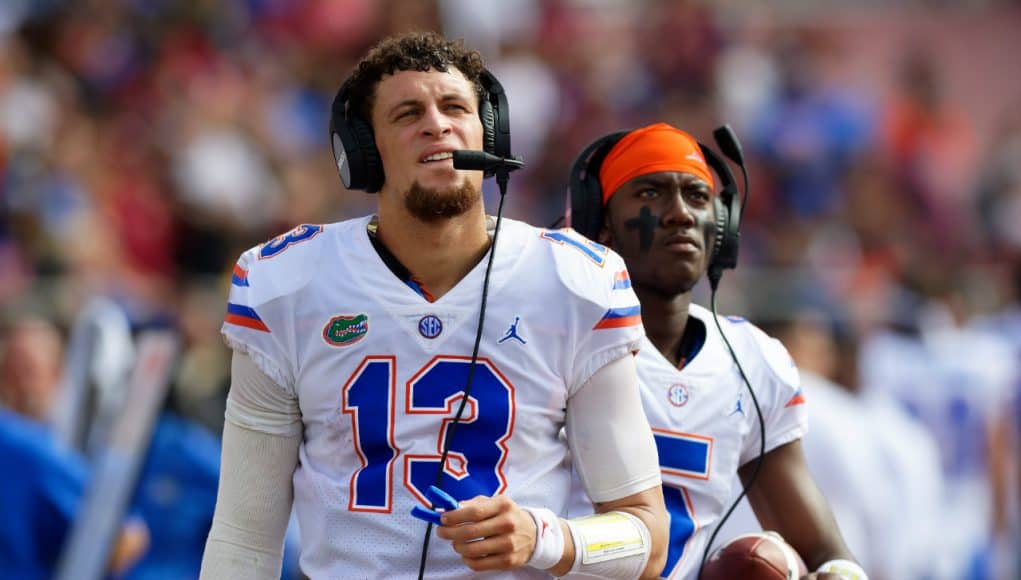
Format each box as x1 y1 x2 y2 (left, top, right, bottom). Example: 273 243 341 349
480 99 496 155
722 191 741 269
569 172 604 241
333 122 365 191
711 195 729 272
567 131 630 240
479 99 497 178
710 188 741 278
351 116 383 193
583 174 605 241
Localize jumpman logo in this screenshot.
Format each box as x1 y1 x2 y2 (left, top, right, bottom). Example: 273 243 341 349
498 316 527 345
729 397 745 417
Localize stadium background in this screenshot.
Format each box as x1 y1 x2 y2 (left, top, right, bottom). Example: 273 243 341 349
1 0 1019 579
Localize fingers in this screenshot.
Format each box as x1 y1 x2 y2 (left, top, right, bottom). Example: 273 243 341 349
440 524 534 571
432 495 538 571
435 495 517 541
458 542 528 572
439 494 511 526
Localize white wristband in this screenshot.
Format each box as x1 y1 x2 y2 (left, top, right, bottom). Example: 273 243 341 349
522 507 565 571
816 559 868 580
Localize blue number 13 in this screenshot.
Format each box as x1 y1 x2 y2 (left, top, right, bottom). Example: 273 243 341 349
342 356 515 512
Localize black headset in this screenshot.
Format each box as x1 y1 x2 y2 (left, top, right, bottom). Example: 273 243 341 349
329 68 512 193
566 127 743 285
570 126 765 573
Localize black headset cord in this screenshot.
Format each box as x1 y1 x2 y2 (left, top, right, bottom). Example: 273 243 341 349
698 152 760 576
416 170 512 580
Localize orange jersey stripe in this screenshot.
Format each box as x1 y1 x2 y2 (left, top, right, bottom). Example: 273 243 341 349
593 314 642 330
224 313 271 332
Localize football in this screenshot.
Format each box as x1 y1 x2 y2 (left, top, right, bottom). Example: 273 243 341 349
699 531 807 580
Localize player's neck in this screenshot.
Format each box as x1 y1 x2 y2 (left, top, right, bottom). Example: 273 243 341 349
374 204 491 300
636 287 693 367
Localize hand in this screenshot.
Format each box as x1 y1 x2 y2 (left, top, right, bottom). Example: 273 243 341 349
434 494 538 572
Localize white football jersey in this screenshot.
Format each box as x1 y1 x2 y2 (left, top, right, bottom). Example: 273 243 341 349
221 217 644 579
859 325 1017 579
567 304 807 580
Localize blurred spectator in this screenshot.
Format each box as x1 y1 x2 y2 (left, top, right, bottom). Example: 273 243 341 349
859 290 1018 580
125 410 222 580
0 315 63 419
747 28 876 222
883 50 980 256
975 105 1021 256
0 406 150 579
0 316 149 579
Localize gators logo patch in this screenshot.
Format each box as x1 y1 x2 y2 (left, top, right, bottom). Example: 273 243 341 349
323 314 368 346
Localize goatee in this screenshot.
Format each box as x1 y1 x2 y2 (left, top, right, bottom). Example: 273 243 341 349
404 179 479 222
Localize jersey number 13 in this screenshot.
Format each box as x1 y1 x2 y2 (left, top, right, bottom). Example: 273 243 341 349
342 355 515 512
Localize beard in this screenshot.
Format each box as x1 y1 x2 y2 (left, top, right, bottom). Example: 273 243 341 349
403 178 480 222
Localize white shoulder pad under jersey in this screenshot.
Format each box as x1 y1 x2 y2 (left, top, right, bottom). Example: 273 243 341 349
541 227 644 393
222 223 327 393
698 307 805 465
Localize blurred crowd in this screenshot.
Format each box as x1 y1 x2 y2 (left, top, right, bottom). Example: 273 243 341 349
1 0 1019 579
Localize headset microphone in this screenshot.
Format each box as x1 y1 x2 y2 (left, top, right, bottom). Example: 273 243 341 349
453 150 525 173
712 125 745 167
706 125 747 291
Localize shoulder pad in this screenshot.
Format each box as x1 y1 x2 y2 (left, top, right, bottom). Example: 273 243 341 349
741 319 800 389
232 223 327 307
701 308 799 389
539 227 622 299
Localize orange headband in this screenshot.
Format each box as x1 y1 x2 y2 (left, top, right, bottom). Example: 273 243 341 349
598 123 714 205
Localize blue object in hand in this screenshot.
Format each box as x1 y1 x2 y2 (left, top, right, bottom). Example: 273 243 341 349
410 485 459 525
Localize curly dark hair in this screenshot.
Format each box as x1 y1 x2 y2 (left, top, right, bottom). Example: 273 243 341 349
346 31 487 121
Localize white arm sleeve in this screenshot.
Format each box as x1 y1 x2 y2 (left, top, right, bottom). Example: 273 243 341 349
199 352 301 580
566 354 661 503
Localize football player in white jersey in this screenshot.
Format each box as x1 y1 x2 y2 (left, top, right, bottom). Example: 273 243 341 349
199 32 668 579
564 123 862 580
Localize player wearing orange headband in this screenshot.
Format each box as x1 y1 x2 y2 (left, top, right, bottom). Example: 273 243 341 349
564 123 866 580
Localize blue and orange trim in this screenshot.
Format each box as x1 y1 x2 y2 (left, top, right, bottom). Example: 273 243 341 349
612 270 632 290
224 302 270 332
593 305 642 330
231 264 250 287
784 388 806 408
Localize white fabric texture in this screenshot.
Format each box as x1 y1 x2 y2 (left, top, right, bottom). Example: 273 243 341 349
223 350 301 437
199 383 300 580
567 354 661 503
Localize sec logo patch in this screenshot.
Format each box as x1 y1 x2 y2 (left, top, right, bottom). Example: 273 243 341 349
667 384 689 407
418 315 443 339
